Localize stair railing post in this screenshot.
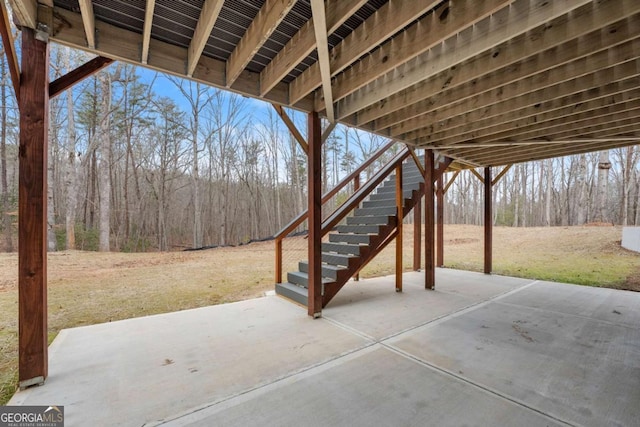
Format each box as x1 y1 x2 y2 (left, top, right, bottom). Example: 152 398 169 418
308 112 323 318
275 238 282 284
395 164 403 292
353 173 361 281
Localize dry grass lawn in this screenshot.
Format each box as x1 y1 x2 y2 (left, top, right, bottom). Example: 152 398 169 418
1 225 638 403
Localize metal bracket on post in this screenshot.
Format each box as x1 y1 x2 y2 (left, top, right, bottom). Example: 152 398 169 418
35 5 53 42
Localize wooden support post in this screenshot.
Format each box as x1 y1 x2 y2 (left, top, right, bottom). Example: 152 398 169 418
413 193 421 271
436 173 444 267
354 173 360 281
424 150 435 290
484 166 493 275
395 164 403 292
307 111 322 317
18 28 49 388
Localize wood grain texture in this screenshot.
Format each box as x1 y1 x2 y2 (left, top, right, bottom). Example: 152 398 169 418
307 112 322 317
18 28 49 386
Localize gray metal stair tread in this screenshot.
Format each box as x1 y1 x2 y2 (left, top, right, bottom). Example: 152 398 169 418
346 215 393 225
287 271 334 288
354 206 397 216
275 282 307 306
329 233 372 244
322 252 359 266
335 224 381 233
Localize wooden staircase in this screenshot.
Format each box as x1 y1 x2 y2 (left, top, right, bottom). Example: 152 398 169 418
276 153 426 307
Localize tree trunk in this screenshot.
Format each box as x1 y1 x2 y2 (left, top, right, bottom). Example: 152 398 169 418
1 54 12 252
545 158 552 226
64 52 78 249
98 72 111 251
576 154 588 225
596 150 610 223
47 125 57 251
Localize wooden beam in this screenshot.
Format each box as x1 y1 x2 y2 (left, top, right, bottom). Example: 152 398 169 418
307 111 322 318
290 0 443 105
407 145 425 176
271 104 308 154
484 167 492 274
491 164 512 186
338 0 592 119
141 0 156 64
226 0 296 87
443 171 459 194
356 0 640 127
260 0 367 96
424 150 435 290
470 168 484 183
321 121 336 144
309 0 335 122
49 56 114 98
436 173 444 268
1 0 20 100
187 0 224 77
18 27 49 388
78 0 96 48
395 163 403 292
7 0 36 29
48 7 314 111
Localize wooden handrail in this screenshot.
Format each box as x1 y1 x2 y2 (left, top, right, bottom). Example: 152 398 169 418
321 148 410 235
274 139 396 241
274 141 401 283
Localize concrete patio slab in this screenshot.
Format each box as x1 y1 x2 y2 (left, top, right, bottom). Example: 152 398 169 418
390 281 640 427
169 345 565 427
324 270 533 340
8 269 640 427
9 296 370 427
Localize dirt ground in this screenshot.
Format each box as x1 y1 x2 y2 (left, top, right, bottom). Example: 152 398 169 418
0 225 639 403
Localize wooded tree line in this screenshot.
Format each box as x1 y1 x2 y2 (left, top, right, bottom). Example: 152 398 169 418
445 149 640 227
1 45 639 253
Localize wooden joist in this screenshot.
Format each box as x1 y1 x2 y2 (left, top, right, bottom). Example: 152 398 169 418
337 0 592 119
290 0 442 105
355 0 639 128
309 0 335 122
141 0 156 64
259 0 367 96
187 0 224 77
226 0 296 87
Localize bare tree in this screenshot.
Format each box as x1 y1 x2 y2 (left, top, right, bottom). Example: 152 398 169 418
0 46 14 251
97 71 112 251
